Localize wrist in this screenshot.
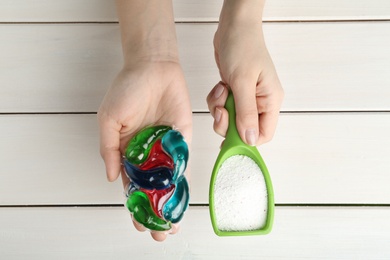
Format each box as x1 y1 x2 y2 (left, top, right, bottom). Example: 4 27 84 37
116 0 180 65
122 36 180 67
219 0 265 28
121 17 179 64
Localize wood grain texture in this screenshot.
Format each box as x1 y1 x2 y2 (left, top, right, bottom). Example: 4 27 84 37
1 113 389 205
1 206 389 259
1 0 390 22
1 1 389 257
1 23 390 112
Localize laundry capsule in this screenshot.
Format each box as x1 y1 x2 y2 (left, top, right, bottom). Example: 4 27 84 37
123 125 190 232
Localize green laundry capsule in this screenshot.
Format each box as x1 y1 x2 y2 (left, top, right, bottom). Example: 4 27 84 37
126 191 172 231
125 125 172 165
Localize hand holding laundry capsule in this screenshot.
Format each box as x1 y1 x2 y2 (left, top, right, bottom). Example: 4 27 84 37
97 0 192 242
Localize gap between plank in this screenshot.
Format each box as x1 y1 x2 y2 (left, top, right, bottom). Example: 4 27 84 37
1 203 390 208
1 111 390 115
1 19 390 25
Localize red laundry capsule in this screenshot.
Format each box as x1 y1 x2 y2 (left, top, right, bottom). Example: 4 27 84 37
139 139 174 170
141 185 175 218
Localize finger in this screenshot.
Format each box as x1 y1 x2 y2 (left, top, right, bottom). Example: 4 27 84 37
256 97 283 145
132 219 147 232
256 87 284 145
213 106 228 137
206 82 228 118
230 78 259 146
170 223 180 235
150 223 180 242
151 231 167 242
258 110 280 145
99 117 122 182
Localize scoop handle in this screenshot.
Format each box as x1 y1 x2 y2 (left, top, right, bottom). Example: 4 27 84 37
224 91 247 148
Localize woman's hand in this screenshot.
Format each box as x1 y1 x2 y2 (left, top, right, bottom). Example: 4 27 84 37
98 0 192 241
207 0 284 146
98 61 192 241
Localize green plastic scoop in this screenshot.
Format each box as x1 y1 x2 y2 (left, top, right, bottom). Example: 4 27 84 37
209 91 274 236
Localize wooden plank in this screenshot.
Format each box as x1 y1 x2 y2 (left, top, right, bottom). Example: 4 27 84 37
0 24 122 113
263 0 390 21
1 0 390 22
1 113 390 205
1 23 390 113
0 114 123 205
0 206 389 259
261 113 390 204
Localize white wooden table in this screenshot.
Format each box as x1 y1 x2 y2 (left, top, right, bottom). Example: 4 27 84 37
1 1 390 259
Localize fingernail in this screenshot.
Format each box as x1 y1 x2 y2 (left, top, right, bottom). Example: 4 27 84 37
245 129 257 146
213 84 224 99
215 108 222 123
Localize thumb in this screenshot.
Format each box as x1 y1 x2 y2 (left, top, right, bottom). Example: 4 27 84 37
230 79 259 146
98 116 122 182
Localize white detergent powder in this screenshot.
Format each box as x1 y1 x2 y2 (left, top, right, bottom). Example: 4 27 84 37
214 155 268 231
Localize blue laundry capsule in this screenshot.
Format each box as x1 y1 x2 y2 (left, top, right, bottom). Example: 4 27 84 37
161 130 189 182
123 159 173 190
163 177 189 223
